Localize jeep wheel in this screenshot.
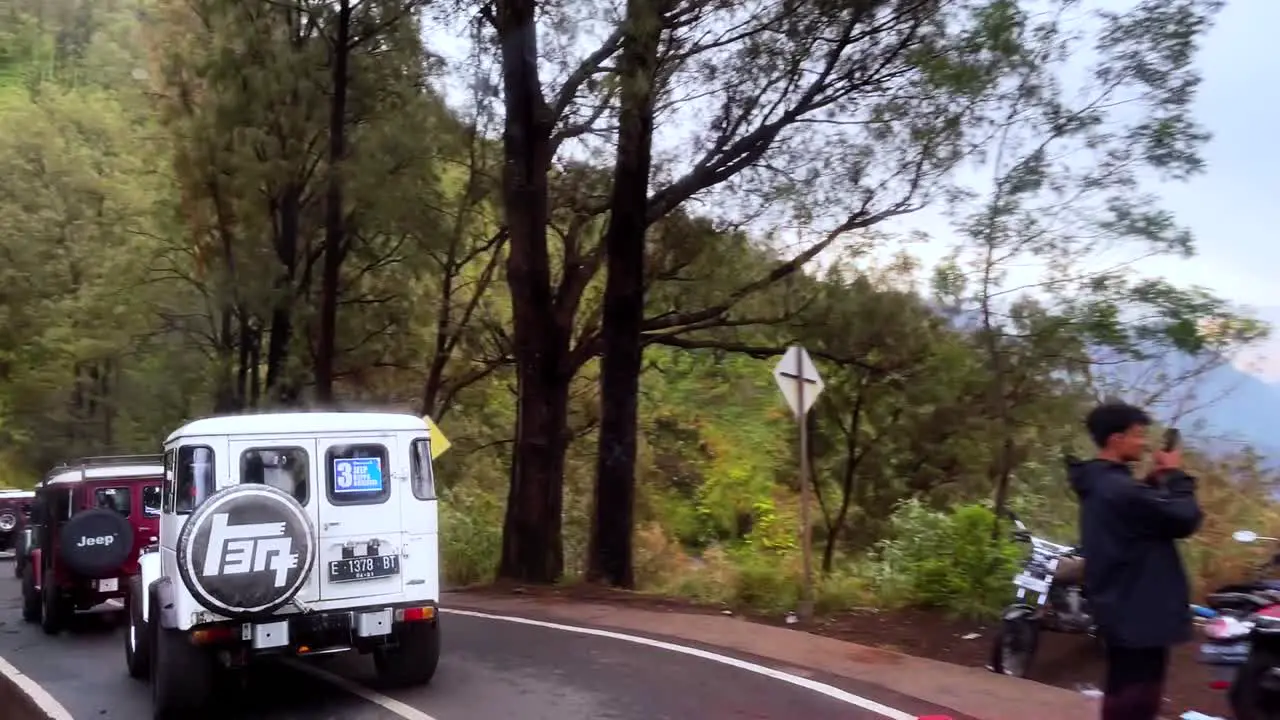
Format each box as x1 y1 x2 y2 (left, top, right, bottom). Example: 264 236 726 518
40 568 67 635
150 586 213 719
124 576 150 680
58 507 133 579
373 620 440 687
20 569 40 623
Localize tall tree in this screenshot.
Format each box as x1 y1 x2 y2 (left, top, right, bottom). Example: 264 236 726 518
930 0 1258 519
480 0 1030 583
587 0 670 587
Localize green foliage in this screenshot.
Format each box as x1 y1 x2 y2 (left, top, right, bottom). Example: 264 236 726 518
0 0 1272 626
874 500 1022 618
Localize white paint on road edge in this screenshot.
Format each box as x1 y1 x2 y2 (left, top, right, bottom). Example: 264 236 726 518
283 659 441 720
444 608 919 720
0 654 75 720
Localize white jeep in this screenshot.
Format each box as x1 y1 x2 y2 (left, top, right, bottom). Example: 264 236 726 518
126 412 442 719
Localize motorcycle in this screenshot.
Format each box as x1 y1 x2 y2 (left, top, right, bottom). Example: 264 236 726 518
1199 529 1280 720
988 511 1093 677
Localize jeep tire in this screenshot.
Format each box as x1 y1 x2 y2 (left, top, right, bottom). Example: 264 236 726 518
124 576 150 680
373 620 440 687
150 585 213 719
20 568 39 623
58 508 134 579
40 566 67 635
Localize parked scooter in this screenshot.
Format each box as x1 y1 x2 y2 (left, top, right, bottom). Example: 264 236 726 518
988 511 1093 677
1199 529 1280 720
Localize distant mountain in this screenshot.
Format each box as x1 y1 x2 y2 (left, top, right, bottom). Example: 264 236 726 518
1178 306 1280 463
935 303 1280 462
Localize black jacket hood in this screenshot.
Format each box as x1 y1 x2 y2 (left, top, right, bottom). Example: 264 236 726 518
1068 458 1129 499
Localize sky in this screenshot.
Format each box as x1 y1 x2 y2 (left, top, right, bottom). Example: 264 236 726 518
428 0 1280 378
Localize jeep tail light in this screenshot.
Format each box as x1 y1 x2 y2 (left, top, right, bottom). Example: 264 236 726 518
190 625 238 646
395 606 436 623
1205 617 1252 640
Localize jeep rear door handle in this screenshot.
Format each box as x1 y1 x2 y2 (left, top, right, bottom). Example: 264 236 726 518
322 522 341 530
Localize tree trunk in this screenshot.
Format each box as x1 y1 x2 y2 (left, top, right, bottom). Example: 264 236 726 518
494 0 567 584
499 359 571 582
264 187 301 403
314 0 351 405
585 0 666 589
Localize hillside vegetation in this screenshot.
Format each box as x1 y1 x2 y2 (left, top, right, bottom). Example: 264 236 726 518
0 0 1275 618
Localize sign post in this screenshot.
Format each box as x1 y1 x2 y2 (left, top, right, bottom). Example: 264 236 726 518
772 345 824 621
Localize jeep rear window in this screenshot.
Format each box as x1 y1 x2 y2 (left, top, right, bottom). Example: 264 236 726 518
410 439 435 500
240 447 309 505
142 486 161 517
175 445 215 514
95 488 131 518
326 444 389 505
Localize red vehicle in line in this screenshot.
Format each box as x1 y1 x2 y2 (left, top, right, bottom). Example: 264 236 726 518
22 455 163 634
0 489 35 551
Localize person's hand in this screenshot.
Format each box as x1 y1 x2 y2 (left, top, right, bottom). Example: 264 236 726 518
1153 448 1183 471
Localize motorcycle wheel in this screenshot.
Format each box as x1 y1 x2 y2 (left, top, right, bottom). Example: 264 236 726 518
989 616 1039 678
1231 650 1280 720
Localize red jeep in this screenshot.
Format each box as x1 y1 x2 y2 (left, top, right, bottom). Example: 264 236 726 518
22 455 163 634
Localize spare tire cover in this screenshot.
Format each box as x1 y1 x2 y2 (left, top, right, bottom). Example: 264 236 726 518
176 484 316 620
58 508 134 579
0 510 17 532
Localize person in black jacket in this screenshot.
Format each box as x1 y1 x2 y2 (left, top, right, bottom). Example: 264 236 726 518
1069 402 1203 720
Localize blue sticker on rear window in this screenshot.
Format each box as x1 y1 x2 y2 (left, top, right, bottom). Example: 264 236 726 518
332 457 384 494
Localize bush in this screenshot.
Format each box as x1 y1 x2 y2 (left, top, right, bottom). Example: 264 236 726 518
438 485 504 587
873 499 1021 618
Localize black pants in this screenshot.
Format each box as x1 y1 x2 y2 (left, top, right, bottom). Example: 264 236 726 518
1102 645 1169 720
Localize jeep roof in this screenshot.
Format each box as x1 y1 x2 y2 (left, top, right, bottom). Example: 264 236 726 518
165 411 429 441
43 455 165 485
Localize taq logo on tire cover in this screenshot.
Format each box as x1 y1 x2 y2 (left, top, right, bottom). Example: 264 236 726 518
176 484 316 618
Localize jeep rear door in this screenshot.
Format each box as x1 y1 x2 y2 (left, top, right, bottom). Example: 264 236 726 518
229 438 321 605
316 435 404 601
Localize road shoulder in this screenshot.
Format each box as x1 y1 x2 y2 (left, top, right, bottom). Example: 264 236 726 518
0 655 73 720
445 591 1097 720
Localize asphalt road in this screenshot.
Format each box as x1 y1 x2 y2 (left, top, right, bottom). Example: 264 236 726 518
0 562 944 720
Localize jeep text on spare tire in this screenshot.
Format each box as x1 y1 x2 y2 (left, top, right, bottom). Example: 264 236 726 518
131 412 442 720
21 456 164 634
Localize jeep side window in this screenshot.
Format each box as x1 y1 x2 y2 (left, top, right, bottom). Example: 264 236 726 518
95 488 131 517
326 444 390 505
240 447 309 504
142 486 161 517
175 445 215 514
410 439 435 500
162 448 176 513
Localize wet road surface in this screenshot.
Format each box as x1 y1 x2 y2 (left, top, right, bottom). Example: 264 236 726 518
0 562 941 720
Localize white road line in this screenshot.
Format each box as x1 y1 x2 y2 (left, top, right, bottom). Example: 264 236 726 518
283 658 441 720
442 607 919 720
0 654 75 720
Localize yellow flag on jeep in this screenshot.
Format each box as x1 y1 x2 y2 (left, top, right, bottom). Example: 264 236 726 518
423 416 451 459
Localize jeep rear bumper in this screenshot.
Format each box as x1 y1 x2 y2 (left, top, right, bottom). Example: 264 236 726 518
187 600 439 661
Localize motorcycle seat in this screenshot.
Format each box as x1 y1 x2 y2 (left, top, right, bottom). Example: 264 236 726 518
1206 591 1278 611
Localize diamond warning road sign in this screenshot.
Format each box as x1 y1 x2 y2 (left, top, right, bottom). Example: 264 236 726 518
773 345 824 418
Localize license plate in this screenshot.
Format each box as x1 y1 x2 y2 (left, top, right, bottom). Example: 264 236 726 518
1199 642 1250 663
328 555 400 583
1013 573 1049 594
97 578 118 592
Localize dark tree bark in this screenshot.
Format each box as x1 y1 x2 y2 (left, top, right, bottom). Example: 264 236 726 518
494 0 569 583
587 0 666 588
264 186 302 403
314 0 352 405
